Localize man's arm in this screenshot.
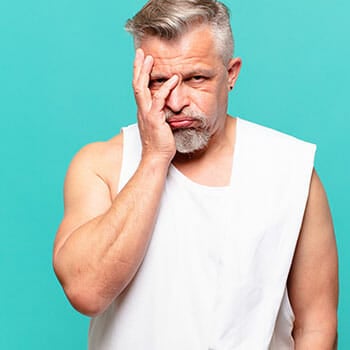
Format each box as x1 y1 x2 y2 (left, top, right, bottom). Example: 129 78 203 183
288 170 338 349
53 49 179 317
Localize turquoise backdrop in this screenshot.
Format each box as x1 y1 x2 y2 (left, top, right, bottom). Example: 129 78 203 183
1 0 348 348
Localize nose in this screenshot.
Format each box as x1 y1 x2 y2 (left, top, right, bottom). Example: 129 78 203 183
165 81 190 113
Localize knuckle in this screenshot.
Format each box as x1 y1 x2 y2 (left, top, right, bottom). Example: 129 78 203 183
133 85 142 95
153 92 161 100
153 91 165 101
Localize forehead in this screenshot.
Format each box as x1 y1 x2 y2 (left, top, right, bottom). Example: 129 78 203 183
140 26 223 75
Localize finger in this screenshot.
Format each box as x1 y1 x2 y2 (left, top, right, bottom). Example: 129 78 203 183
133 48 144 85
138 55 153 88
151 75 179 113
135 55 154 111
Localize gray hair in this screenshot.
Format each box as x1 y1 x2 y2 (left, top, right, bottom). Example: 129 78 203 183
125 0 234 64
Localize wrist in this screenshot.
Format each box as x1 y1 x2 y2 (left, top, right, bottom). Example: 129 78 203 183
141 148 175 166
140 152 173 174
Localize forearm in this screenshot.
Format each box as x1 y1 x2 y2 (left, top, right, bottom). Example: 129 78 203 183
54 156 170 316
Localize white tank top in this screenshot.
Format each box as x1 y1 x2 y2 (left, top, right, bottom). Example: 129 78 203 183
89 118 316 350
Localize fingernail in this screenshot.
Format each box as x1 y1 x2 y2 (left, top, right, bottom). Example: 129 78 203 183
144 55 153 65
135 48 143 59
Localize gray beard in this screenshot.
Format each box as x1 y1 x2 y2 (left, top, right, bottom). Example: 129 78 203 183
165 108 211 154
173 128 211 154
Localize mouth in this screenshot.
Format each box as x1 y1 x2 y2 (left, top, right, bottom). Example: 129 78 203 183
166 117 197 129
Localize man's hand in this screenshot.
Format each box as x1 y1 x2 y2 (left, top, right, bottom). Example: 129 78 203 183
133 48 179 162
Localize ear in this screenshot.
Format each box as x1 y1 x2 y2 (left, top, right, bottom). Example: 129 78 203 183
227 57 242 91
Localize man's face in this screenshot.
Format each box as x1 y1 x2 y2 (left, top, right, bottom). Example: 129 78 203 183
140 25 240 153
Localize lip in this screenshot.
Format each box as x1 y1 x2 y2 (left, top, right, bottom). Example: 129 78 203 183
166 118 196 129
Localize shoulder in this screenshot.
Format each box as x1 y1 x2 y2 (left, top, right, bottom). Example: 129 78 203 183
72 133 123 163
303 169 334 231
66 133 124 198
69 133 123 171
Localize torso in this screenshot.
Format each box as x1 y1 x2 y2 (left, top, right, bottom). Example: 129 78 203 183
89 117 317 349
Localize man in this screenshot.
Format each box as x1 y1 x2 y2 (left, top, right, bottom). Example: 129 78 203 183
53 0 338 349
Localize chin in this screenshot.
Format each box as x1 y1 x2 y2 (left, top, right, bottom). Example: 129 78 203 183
173 127 211 154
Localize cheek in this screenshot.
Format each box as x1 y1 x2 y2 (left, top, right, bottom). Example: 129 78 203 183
191 87 219 107
189 81 228 115
203 88 228 113
193 94 216 115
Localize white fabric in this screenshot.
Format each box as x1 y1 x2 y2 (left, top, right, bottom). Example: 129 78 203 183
88 118 316 350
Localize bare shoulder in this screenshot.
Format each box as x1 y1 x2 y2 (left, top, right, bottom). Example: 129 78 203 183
289 169 338 291
297 169 335 248
67 133 124 197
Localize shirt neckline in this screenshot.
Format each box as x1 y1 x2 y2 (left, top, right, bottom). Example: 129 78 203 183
168 117 241 192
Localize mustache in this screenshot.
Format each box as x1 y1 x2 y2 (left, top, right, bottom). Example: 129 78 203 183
165 108 209 127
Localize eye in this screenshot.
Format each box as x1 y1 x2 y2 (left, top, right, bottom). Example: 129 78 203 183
191 75 205 82
149 78 167 89
185 75 208 85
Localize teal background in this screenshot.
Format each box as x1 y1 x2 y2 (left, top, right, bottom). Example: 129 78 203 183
1 0 348 348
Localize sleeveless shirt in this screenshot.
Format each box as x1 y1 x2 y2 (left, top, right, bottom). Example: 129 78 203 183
88 117 316 350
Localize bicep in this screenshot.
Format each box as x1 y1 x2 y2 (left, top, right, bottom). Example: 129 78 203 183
54 144 114 258
288 169 338 331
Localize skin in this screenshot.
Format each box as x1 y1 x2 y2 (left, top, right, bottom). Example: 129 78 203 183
288 170 338 349
53 25 338 348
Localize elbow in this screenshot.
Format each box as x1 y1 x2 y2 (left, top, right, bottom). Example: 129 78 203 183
64 284 110 317
53 258 111 317
293 312 338 349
